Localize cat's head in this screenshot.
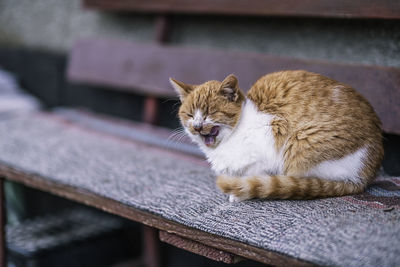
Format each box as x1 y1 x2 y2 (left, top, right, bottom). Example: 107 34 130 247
170 74 245 149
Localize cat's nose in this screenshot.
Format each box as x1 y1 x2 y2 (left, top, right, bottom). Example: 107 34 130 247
193 123 203 132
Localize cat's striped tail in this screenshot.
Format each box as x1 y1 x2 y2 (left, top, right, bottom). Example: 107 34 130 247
216 174 365 201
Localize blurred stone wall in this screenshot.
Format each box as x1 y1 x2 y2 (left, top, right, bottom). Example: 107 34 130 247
0 0 399 67
0 0 154 51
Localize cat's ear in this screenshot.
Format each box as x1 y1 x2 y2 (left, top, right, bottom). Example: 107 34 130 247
220 74 240 102
169 78 194 101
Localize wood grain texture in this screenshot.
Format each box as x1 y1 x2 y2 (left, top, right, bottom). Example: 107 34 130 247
83 0 400 19
67 39 400 134
0 164 315 267
159 231 242 264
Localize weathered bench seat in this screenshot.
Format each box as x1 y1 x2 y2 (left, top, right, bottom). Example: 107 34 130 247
0 111 399 267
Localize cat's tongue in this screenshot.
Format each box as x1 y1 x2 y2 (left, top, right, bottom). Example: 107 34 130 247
204 135 215 146
203 126 220 147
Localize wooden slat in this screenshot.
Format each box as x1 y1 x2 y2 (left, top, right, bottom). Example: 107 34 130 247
83 0 400 19
0 164 315 267
67 39 400 134
159 231 242 264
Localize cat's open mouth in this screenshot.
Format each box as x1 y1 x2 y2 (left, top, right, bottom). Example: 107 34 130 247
201 126 220 147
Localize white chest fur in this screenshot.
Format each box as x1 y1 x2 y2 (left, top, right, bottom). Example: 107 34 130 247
201 100 283 176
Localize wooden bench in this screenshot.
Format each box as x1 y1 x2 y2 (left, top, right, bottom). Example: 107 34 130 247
0 37 399 267
84 0 400 19
67 38 400 134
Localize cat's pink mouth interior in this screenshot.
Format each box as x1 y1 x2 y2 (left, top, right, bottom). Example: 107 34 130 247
201 126 220 147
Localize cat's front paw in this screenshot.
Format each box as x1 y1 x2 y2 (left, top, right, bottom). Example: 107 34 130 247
217 175 251 202
216 174 237 194
229 194 246 203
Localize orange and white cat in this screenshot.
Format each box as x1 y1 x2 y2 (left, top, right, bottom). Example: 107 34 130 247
170 71 383 202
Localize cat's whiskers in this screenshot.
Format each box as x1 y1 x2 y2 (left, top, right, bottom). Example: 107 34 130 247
167 128 188 144
168 128 184 139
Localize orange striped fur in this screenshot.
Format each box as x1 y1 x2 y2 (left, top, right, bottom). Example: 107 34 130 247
217 175 364 200
172 71 384 201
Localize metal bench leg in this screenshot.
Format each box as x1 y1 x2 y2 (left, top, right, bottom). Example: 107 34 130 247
0 178 6 267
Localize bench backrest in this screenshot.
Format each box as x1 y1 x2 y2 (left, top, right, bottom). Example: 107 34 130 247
83 0 400 19
67 38 400 134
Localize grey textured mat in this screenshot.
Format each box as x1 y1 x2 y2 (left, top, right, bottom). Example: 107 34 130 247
0 113 399 267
